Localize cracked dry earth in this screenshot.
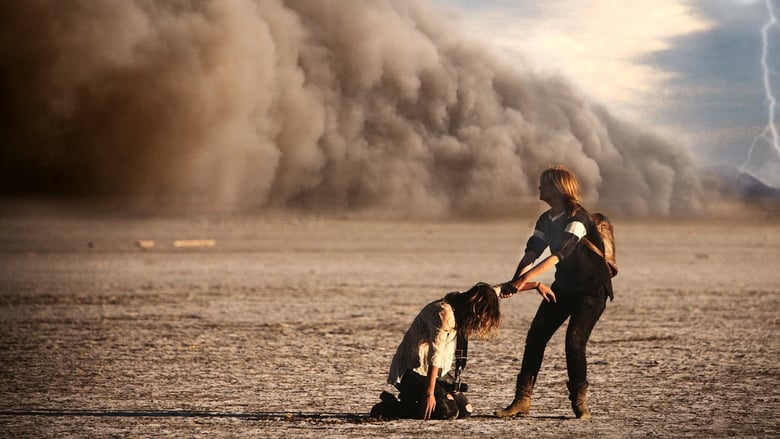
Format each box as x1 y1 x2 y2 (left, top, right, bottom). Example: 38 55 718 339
1 208 778 438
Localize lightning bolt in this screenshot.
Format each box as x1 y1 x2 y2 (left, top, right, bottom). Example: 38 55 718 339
741 0 780 172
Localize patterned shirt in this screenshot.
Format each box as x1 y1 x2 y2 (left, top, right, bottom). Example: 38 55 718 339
387 299 457 384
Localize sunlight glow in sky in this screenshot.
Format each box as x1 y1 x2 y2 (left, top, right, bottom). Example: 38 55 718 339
438 0 780 187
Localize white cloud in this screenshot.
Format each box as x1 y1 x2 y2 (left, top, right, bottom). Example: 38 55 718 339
442 0 714 121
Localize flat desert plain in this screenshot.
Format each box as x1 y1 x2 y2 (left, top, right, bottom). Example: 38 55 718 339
1 205 778 438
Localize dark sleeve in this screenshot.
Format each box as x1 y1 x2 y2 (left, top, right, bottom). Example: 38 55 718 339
551 212 589 261
524 214 549 256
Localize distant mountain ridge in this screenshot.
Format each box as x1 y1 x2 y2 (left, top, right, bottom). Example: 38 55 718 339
700 164 780 201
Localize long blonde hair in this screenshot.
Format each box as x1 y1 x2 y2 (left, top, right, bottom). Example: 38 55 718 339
540 165 582 215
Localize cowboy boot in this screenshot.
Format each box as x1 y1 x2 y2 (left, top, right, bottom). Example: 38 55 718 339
567 381 592 420
495 374 536 417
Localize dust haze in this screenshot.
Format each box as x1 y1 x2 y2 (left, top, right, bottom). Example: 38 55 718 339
0 0 703 217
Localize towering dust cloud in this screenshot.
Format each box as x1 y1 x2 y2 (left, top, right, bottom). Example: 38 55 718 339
0 0 701 216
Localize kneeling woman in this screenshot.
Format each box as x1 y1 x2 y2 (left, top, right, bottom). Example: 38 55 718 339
373 282 545 420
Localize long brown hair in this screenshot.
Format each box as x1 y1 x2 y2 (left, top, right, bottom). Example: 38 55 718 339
445 282 502 340
540 165 582 215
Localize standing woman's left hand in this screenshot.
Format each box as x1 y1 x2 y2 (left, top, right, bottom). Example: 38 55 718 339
536 283 556 302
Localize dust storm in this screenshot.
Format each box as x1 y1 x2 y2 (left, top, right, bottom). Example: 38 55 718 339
0 0 701 216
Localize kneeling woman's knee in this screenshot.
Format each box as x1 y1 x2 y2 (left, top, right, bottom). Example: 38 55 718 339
451 392 473 419
433 393 460 420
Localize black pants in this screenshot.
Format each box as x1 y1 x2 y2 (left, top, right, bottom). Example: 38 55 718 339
518 289 606 384
395 370 469 419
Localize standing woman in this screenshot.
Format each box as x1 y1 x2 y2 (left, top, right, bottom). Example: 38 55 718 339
495 165 613 420
375 282 502 420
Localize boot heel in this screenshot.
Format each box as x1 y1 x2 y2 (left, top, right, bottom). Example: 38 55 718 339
567 381 591 420
495 375 535 418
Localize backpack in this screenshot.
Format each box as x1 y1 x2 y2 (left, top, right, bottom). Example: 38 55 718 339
581 212 618 278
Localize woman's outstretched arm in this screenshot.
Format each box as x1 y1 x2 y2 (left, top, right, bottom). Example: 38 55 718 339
499 279 556 302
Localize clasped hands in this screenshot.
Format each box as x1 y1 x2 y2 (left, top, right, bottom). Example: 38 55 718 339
499 278 556 302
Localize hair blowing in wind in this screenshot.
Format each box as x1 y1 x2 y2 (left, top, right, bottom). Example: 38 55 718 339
0 0 702 216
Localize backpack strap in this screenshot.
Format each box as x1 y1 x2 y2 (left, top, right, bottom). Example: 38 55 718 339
583 235 618 278
453 332 468 389
581 236 604 259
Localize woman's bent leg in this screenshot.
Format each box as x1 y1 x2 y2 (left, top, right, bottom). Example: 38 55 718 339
520 301 570 377
496 301 569 417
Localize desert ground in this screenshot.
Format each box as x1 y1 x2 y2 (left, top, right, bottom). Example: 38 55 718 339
0 202 778 438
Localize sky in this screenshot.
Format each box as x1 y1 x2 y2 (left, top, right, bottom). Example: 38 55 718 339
437 0 780 187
